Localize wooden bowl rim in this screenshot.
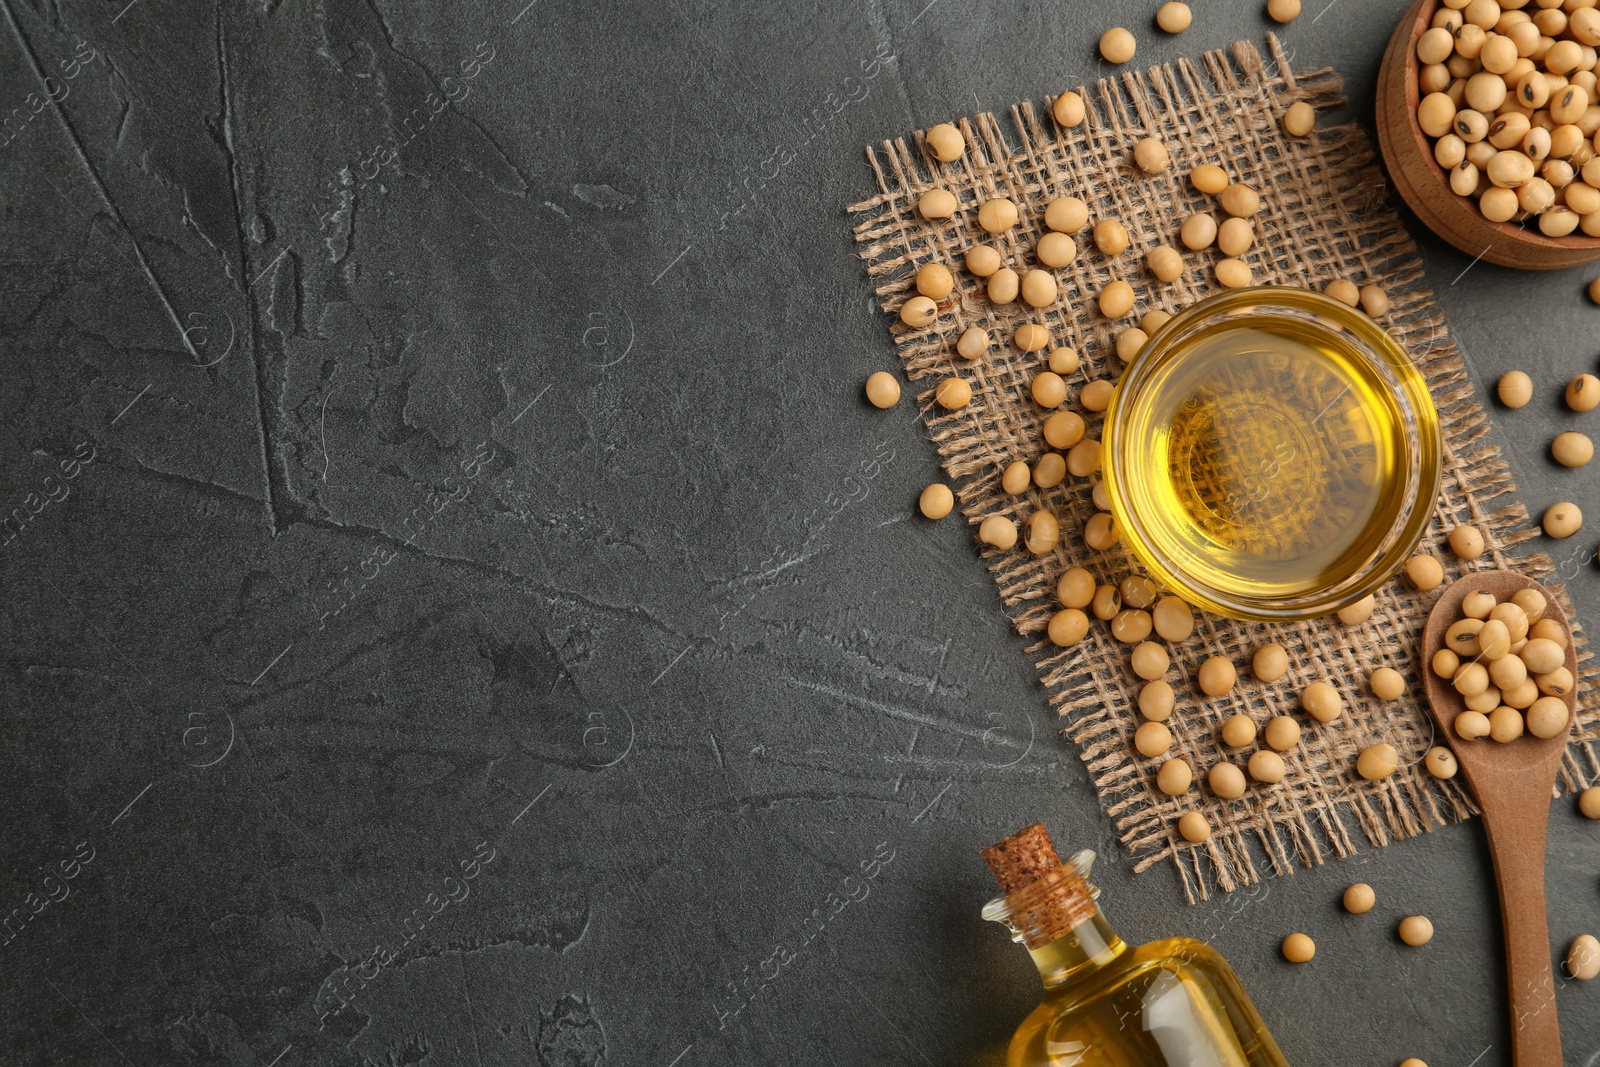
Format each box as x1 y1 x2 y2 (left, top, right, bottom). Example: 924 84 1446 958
1391 0 1600 253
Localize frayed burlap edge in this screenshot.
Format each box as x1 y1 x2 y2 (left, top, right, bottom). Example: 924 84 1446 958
846 35 1600 902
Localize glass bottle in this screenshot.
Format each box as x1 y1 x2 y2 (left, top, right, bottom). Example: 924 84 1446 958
982 843 1291 1067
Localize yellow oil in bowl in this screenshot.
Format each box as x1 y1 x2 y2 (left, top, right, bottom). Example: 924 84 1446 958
1104 287 1440 621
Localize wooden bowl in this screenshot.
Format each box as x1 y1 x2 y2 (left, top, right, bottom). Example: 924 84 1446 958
1376 0 1600 270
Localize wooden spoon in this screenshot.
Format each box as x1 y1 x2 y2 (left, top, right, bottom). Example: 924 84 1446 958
1420 569 1577 1067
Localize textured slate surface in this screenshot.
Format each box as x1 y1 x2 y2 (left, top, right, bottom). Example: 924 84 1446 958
0 1 1597 1065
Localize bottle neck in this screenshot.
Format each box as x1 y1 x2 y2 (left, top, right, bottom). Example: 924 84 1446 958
1026 909 1127 989
982 853 1128 990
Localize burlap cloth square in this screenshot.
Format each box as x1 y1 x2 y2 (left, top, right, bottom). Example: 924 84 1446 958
846 36 1600 901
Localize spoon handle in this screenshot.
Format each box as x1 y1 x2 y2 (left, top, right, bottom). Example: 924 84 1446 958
1478 775 1562 1066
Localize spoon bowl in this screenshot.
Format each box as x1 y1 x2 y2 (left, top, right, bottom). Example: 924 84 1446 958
1420 569 1575 1066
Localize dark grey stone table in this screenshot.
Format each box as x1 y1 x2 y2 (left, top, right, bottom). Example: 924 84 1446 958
2 0 1597 1064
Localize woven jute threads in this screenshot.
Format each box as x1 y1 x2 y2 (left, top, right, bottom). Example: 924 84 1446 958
848 37 1600 901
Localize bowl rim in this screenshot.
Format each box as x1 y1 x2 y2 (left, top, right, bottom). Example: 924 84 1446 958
1101 285 1444 623
1391 0 1600 251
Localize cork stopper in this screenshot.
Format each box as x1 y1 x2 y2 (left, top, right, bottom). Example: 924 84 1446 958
981 823 1062 896
981 823 1095 949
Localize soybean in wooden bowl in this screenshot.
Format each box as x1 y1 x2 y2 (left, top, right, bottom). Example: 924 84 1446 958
1376 0 1600 270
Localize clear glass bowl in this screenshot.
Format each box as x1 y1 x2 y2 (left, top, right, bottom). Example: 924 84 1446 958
1102 286 1441 622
